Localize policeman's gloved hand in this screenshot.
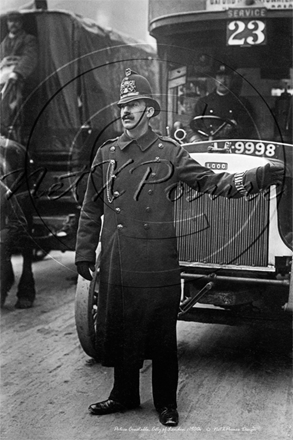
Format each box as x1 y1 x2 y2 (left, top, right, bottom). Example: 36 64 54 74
76 261 95 281
256 162 285 190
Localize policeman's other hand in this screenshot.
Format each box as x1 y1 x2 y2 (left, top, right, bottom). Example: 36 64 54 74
257 162 285 190
76 261 95 281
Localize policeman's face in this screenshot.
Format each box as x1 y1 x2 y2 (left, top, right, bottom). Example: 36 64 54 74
215 74 232 94
7 18 23 35
120 99 149 130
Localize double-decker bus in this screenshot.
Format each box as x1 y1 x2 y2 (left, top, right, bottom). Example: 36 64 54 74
148 0 292 327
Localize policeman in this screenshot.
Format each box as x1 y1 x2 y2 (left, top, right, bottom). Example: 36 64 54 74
191 64 256 140
75 68 283 426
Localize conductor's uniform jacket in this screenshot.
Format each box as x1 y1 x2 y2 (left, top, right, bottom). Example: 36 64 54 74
193 89 256 139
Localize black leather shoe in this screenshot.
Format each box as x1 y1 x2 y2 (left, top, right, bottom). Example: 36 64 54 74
158 407 179 426
89 399 126 415
89 399 139 415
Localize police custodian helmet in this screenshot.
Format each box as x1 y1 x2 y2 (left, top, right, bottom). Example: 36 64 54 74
117 68 160 117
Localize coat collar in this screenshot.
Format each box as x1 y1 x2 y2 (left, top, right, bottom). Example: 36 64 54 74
117 127 159 151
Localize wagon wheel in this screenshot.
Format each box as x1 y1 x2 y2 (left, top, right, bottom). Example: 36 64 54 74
190 115 237 140
75 244 101 360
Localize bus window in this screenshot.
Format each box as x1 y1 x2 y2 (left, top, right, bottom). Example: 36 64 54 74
170 62 261 142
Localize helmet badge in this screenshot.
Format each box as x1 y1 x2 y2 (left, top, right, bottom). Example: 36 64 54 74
120 79 137 97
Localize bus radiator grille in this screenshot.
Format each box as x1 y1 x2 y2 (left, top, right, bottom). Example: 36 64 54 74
174 187 269 267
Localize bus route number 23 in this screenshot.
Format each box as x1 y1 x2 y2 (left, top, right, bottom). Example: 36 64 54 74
227 20 267 46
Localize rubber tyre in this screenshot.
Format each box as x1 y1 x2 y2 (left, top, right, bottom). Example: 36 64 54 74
74 244 101 359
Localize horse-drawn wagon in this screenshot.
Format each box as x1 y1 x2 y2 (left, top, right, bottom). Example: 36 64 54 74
0 8 159 309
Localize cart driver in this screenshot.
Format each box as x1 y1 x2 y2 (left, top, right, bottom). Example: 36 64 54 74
0 11 38 139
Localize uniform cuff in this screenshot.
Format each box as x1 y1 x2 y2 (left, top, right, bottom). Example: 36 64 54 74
234 172 247 195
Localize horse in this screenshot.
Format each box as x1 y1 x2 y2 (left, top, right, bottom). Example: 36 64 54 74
0 135 36 308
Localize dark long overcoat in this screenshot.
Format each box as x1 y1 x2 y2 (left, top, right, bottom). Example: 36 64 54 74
75 127 258 368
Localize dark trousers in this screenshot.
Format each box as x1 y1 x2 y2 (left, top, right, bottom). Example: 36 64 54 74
109 352 178 410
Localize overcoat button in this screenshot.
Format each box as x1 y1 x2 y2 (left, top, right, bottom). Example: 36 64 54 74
144 224 149 229
158 143 164 149
117 224 123 229
145 206 151 212
115 208 121 213
110 146 116 151
151 172 156 177
114 191 120 197
148 189 153 195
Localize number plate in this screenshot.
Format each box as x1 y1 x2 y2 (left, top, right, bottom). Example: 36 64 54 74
230 141 276 157
185 140 287 161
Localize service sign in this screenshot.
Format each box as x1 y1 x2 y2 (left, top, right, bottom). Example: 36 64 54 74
226 13 267 46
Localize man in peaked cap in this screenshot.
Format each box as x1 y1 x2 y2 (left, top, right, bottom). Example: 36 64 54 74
75 68 283 426
190 63 256 140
